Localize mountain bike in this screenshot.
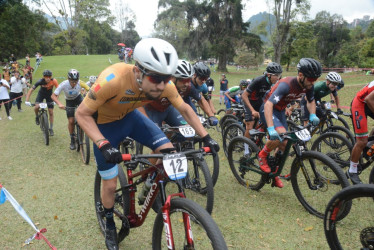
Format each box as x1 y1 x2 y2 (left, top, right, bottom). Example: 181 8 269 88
94 148 227 249
288 101 354 145
31 103 52 146
227 125 351 219
66 107 90 164
324 184 374 249
136 123 215 214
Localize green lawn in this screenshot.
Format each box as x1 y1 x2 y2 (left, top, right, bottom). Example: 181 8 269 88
0 55 373 249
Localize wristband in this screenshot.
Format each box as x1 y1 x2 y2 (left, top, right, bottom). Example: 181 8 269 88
98 140 109 148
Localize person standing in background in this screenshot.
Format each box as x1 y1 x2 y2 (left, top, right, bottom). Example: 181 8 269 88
219 74 228 105
0 74 12 120
9 71 27 112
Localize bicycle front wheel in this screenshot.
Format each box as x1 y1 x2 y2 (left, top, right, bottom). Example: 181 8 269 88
324 184 374 250
94 167 130 243
291 150 351 219
78 127 90 164
311 132 352 169
152 198 227 250
227 136 266 190
41 112 49 145
222 123 245 157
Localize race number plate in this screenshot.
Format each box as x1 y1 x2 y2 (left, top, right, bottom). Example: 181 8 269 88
330 111 338 119
178 125 195 138
163 153 188 180
39 103 47 109
295 129 311 142
325 102 332 110
198 116 206 123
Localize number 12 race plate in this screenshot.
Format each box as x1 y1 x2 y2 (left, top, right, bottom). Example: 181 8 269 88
163 153 188 180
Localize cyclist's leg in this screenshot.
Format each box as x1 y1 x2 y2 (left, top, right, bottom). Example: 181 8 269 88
46 95 54 130
349 98 368 184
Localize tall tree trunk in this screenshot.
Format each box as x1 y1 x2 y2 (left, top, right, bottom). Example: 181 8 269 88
217 53 227 72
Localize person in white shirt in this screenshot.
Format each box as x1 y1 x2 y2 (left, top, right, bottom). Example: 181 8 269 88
9 71 27 112
51 69 90 150
0 74 12 120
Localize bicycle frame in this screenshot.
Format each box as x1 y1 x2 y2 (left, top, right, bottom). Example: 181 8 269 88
242 129 322 188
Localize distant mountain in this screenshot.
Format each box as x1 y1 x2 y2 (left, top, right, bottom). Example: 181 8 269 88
44 13 68 30
247 12 276 43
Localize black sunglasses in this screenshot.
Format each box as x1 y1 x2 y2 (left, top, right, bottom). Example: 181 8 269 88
139 67 171 84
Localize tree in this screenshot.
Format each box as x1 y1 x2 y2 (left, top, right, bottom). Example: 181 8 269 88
157 0 254 72
39 0 113 54
367 20 374 38
271 0 310 63
113 1 136 42
0 1 51 60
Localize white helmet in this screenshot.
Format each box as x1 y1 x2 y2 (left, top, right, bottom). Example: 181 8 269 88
133 38 178 75
173 60 194 78
89 75 97 83
326 72 342 83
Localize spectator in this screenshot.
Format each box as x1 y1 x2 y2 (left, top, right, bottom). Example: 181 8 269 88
9 54 16 63
206 77 215 99
0 74 12 120
219 74 228 105
9 71 26 112
25 54 30 65
3 66 10 82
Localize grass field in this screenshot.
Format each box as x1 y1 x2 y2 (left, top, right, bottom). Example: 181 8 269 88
0 55 373 249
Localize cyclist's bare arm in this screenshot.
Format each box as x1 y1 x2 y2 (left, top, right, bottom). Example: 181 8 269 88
207 99 216 114
306 99 316 115
176 102 208 138
334 95 341 109
197 97 214 117
51 93 65 110
75 103 106 147
25 88 34 102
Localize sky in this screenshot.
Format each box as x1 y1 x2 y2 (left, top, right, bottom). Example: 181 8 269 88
115 0 374 38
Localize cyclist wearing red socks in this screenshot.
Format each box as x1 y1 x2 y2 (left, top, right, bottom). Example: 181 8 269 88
257 58 322 188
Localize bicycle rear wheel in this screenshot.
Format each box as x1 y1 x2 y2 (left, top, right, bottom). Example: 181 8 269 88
78 127 90 164
311 132 352 169
324 184 374 250
41 112 49 145
94 167 130 243
291 151 351 219
222 123 245 157
152 198 227 250
227 136 266 190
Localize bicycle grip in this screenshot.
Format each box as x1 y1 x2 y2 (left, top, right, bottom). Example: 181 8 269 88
122 154 132 161
202 147 211 153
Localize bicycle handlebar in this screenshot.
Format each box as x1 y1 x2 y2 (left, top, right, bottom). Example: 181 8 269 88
121 147 211 162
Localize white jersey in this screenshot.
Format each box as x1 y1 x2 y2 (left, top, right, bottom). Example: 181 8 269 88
53 80 89 100
0 79 10 99
10 76 26 93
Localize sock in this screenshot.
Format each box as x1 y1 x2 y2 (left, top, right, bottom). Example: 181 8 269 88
104 206 115 230
49 123 53 129
349 161 358 173
259 145 271 158
244 143 249 154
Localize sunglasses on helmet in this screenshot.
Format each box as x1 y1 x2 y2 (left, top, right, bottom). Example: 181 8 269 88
306 77 318 82
139 67 171 84
198 76 208 82
177 78 191 84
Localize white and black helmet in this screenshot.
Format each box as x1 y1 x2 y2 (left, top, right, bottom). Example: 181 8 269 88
68 69 79 80
133 38 178 75
173 60 194 78
89 75 97 83
326 72 342 83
